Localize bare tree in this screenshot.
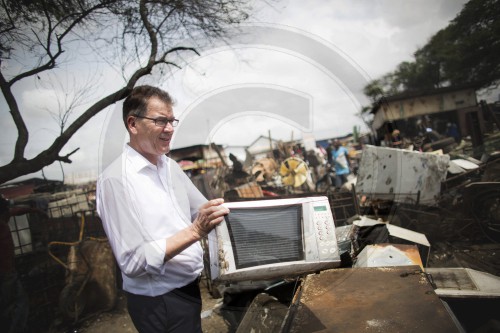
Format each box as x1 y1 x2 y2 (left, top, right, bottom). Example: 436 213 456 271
0 0 250 184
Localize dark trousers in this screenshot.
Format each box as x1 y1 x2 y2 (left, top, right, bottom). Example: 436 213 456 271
126 279 202 333
335 173 349 189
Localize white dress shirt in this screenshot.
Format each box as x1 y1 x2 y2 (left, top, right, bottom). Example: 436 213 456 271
96 144 207 296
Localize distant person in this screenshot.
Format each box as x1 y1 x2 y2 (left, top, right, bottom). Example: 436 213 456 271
317 144 327 159
229 153 248 178
446 122 460 143
308 144 327 181
96 85 229 333
326 140 334 165
391 129 403 149
294 144 304 159
331 139 350 189
225 153 249 187
305 149 321 181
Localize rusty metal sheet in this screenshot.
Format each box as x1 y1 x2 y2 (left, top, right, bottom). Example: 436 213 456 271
285 266 460 333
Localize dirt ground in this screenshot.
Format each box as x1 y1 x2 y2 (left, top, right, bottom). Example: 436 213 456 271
67 280 230 333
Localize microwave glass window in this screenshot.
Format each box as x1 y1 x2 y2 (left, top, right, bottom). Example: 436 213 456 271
225 205 303 269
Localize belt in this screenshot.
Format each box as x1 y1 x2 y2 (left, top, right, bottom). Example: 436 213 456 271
174 275 202 300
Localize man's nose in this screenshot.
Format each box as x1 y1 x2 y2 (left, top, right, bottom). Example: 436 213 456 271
162 122 174 132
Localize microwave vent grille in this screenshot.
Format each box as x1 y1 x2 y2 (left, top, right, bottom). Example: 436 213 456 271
226 205 304 269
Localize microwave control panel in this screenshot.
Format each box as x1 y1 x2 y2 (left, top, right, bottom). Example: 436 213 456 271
312 204 339 260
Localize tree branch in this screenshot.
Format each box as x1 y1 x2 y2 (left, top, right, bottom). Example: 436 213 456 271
164 46 200 57
0 70 28 161
139 0 158 68
9 1 112 86
58 147 80 163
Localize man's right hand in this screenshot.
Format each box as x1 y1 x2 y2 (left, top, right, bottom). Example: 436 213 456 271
191 198 229 239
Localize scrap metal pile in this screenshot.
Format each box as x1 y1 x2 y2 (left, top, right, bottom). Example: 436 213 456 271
203 139 500 333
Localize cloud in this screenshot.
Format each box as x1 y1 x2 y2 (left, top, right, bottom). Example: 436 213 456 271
267 0 467 76
167 47 362 147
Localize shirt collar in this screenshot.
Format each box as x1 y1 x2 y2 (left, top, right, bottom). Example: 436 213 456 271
125 144 163 172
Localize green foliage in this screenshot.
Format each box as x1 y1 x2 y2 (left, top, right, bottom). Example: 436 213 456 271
364 0 500 101
437 0 500 88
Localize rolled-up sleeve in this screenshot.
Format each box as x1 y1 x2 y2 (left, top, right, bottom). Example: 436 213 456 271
144 239 167 269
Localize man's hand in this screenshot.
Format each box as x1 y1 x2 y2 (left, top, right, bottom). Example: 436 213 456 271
191 198 229 239
164 199 229 262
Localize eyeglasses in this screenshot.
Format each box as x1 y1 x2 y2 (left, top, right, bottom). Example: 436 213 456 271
133 114 179 127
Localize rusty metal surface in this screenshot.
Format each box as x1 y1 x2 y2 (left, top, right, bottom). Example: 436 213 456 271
285 266 460 333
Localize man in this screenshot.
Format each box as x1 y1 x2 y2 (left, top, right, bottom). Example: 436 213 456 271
96 85 229 333
225 153 249 187
390 129 403 149
325 140 334 165
331 139 350 189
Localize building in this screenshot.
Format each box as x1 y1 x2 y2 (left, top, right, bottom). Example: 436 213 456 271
370 85 497 147
168 143 227 168
0 178 63 201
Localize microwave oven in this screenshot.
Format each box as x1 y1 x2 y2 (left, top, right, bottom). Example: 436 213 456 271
207 196 341 282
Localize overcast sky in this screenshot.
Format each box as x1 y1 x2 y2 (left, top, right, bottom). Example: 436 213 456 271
2 0 472 183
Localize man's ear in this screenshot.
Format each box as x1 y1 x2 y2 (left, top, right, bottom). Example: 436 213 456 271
127 115 138 134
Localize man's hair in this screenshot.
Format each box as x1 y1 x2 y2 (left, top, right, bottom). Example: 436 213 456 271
122 85 174 128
